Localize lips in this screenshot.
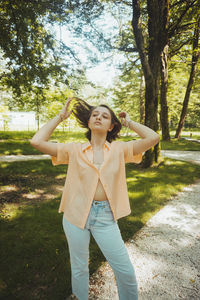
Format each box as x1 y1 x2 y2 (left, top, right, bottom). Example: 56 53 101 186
95 122 102 125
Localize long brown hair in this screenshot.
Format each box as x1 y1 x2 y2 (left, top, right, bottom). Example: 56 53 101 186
71 97 122 142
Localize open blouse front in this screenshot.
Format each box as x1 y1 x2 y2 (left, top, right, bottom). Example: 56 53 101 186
52 140 142 229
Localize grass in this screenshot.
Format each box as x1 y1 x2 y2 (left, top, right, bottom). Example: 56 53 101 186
0 129 200 299
0 129 200 155
1 157 200 300
0 131 87 155
161 137 200 151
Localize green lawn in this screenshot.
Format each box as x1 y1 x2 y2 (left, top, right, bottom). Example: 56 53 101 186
0 130 200 299
0 129 200 155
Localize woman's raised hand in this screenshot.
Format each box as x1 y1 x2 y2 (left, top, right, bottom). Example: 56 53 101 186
58 98 73 122
118 111 131 127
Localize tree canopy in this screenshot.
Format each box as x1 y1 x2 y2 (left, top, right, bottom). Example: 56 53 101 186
0 0 199 165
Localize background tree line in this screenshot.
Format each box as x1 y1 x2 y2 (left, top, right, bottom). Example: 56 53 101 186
0 0 199 167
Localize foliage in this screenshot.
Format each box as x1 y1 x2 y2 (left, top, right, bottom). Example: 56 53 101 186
108 1 200 131
0 0 105 100
0 0 199 134
0 105 10 130
167 53 200 128
111 64 141 122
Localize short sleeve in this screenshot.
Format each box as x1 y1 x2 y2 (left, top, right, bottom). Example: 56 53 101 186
51 143 73 166
121 140 143 164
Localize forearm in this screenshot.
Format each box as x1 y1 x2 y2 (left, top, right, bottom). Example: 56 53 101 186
30 115 62 145
128 120 160 141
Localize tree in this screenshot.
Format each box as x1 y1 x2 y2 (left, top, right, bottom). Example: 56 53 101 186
131 0 169 167
159 0 200 140
175 17 200 138
160 45 170 141
0 0 104 99
0 1 64 95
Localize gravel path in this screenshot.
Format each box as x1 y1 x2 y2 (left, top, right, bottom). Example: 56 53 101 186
0 150 199 164
161 151 200 165
0 154 50 162
88 180 200 300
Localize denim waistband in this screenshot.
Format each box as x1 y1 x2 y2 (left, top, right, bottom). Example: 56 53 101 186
93 200 109 206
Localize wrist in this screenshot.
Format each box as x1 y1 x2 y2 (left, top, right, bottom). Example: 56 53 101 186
125 115 131 127
55 114 64 123
125 113 131 127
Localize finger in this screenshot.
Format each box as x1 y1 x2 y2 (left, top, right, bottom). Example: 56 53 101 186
66 98 72 108
65 100 69 107
66 98 72 104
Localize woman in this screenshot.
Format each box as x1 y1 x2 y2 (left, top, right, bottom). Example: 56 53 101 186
30 97 160 300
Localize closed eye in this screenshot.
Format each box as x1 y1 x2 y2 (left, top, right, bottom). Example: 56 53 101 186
93 114 108 118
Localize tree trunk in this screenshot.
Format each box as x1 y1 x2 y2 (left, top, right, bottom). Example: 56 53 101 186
132 0 169 167
175 18 200 139
144 67 160 167
139 74 145 124
36 92 40 130
160 45 170 140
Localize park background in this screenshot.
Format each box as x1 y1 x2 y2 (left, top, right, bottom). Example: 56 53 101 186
0 1 200 299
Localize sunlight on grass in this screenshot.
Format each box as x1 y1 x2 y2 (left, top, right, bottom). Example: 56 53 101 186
1 203 21 219
126 177 138 183
14 149 23 154
22 192 41 199
0 185 19 192
1 130 200 156
55 174 66 179
1 163 9 168
1 132 200 300
161 138 200 151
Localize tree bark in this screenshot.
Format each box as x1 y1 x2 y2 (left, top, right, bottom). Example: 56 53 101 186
160 45 170 140
139 73 145 124
175 18 200 139
36 92 40 130
132 0 169 167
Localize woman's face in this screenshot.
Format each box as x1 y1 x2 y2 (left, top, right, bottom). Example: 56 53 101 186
88 106 114 133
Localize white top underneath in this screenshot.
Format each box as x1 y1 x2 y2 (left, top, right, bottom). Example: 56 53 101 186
94 163 102 169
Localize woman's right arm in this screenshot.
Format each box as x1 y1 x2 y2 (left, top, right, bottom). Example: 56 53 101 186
30 98 73 157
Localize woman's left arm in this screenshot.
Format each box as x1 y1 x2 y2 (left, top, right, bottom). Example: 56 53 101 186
119 112 160 155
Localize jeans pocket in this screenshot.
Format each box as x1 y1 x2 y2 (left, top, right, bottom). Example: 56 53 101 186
102 205 114 218
104 206 112 213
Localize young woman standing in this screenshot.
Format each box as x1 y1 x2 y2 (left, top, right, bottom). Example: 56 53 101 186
30 97 160 300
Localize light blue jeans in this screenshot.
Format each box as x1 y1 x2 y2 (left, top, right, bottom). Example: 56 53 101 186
62 200 138 300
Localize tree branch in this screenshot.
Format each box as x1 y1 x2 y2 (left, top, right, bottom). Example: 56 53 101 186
117 46 138 52
169 38 193 57
131 0 151 80
168 0 197 38
170 0 196 9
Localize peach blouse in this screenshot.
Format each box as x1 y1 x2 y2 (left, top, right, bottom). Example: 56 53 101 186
52 140 142 229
